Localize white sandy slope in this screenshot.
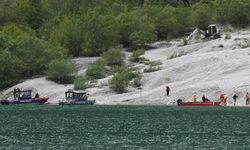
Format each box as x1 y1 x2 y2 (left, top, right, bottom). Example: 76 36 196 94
1 29 250 106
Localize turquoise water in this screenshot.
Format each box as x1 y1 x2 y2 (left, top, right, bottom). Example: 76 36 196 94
0 105 250 149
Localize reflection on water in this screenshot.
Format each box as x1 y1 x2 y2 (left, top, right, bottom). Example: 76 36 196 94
0 105 250 149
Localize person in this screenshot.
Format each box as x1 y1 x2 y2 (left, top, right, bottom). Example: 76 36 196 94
219 94 226 105
232 94 238 106
14 88 21 100
35 93 40 98
166 86 170 96
202 95 206 102
246 92 250 106
219 94 225 102
192 95 197 102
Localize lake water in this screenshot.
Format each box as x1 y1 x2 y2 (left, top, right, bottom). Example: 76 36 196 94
0 105 250 149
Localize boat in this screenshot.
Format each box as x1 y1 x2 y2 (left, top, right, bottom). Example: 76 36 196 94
1 88 48 105
177 99 221 106
59 89 95 105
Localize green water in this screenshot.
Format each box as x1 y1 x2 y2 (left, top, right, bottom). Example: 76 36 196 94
0 105 250 149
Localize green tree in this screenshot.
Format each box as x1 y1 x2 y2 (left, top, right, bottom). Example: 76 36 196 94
46 59 76 84
215 0 250 25
81 10 120 56
119 10 157 49
191 3 215 29
49 15 83 57
10 0 43 29
0 50 24 89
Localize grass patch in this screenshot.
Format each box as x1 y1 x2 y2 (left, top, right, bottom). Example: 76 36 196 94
129 49 145 62
74 76 94 90
143 66 162 73
168 51 186 59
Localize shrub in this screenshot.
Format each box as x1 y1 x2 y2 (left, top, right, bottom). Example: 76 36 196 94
218 44 224 48
132 76 142 88
109 72 129 93
168 51 186 59
46 59 75 84
102 48 125 66
74 76 92 90
85 58 107 79
113 66 139 80
109 66 137 93
129 49 145 62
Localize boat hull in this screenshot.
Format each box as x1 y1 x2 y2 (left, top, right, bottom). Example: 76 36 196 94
1 98 48 105
59 100 95 105
178 102 221 106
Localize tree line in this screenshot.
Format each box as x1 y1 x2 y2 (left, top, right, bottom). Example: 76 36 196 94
0 0 250 89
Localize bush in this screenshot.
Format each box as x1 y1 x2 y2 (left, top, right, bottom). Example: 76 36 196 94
102 48 125 66
132 76 142 88
218 44 224 48
86 58 107 79
113 66 139 80
109 73 129 93
109 66 138 93
74 76 92 90
129 49 145 62
46 59 75 84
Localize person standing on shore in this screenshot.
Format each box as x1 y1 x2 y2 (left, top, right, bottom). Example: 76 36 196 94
202 95 206 102
166 86 170 96
246 92 250 106
219 94 227 105
232 94 238 106
192 95 197 102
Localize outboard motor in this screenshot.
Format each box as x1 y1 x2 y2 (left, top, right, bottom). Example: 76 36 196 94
177 99 182 106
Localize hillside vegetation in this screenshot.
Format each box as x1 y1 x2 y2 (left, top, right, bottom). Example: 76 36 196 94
1 0 250 90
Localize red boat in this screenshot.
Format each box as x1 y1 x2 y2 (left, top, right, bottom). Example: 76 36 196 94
177 99 222 106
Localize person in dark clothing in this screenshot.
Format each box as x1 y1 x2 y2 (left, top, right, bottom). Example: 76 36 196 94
166 86 170 96
35 93 40 98
202 95 206 102
232 94 238 106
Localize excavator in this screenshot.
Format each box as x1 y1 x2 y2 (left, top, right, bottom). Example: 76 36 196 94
205 24 221 39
